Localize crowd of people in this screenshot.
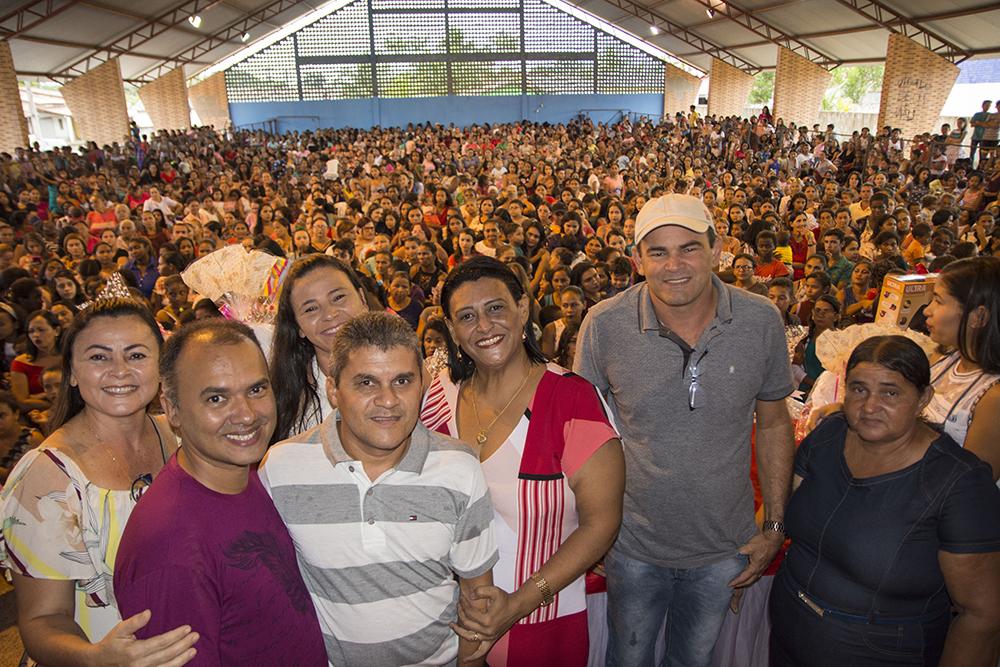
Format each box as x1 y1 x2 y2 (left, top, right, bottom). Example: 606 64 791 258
0 101 997 667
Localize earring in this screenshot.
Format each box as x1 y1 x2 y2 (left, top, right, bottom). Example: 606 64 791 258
522 331 527 341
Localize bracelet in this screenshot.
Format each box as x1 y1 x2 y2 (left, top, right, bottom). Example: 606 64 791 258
530 572 554 607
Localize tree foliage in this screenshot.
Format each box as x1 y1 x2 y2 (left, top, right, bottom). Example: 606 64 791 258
228 12 666 101
748 71 774 105
734 63 885 111
822 64 884 111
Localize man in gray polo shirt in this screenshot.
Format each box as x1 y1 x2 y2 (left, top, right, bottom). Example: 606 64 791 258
575 194 795 667
261 312 497 666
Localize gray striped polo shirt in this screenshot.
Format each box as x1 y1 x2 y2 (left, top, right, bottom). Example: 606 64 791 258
260 412 498 666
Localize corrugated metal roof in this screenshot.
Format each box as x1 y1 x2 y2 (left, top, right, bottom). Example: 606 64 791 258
956 57 1000 84
2 0 999 84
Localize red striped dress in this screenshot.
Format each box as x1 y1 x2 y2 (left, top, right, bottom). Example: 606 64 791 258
421 363 618 666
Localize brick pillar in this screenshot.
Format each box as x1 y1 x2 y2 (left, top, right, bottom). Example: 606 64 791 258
61 58 130 147
0 42 29 153
772 47 831 127
188 72 231 129
138 68 191 132
664 64 702 120
707 58 753 118
877 33 959 140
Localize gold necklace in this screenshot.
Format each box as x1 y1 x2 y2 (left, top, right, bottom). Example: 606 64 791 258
83 412 150 481
469 366 533 446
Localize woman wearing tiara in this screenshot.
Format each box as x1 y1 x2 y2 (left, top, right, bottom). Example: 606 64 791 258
0 287 197 666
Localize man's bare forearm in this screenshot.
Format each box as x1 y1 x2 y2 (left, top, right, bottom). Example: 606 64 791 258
755 402 795 522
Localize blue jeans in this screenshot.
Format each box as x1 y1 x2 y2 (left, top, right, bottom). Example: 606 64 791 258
605 547 748 667
769 572 949 667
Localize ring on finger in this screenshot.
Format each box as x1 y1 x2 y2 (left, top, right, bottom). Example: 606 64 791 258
472 632 480 642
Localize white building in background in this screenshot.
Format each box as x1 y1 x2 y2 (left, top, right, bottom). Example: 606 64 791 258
941 59 1000 119
20 83 156 150
20 86 76 149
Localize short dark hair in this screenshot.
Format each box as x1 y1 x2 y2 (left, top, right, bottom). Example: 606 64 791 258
822 228 845 243
159 251 186 274
158 272 183 288
160 319 261 405
193 298 221 317
931 210 954 227
928 255 956 272
128 236 153 252
609 256 632 277
874 231 901 246
952 241 978 259
769 277 794 294
330 311 421 384
846 335 931 393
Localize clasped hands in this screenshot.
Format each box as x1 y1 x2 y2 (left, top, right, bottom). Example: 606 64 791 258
450 585 529 662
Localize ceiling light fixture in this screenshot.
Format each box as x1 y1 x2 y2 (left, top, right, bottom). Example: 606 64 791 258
649 25 660 35
188 14 202 28
241 31 250 42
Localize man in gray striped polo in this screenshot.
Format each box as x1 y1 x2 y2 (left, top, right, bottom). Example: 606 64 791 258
261 312 498 666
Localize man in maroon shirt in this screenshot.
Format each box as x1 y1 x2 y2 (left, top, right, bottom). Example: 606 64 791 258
114 320 327 666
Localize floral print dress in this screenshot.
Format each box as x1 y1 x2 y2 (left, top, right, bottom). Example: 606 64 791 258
1 436 166 644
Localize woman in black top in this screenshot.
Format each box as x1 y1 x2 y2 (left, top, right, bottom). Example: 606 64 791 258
770 335 1000 667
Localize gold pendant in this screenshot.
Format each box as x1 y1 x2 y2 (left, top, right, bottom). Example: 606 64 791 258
476 430 488 445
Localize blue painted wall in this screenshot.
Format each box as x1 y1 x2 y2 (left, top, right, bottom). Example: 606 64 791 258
228 93 664 131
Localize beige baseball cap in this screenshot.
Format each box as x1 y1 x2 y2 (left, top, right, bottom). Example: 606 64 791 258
634 194 712 245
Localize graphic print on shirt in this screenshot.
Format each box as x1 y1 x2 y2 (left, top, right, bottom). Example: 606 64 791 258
223 530 313 613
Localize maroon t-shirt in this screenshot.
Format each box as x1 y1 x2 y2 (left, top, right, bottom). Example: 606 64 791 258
114 453 327 667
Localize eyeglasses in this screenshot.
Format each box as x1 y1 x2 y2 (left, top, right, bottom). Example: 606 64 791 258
130 473 153 503
687 351 708 411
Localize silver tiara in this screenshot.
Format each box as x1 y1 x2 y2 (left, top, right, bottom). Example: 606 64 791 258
79 272 134 309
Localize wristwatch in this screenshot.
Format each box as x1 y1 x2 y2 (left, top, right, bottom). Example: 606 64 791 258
762 519 786 536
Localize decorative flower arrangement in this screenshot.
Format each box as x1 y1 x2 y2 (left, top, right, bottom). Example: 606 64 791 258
181 245 289 323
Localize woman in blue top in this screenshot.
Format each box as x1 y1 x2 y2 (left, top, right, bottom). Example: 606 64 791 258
770 335 1000 666
796 294 840 393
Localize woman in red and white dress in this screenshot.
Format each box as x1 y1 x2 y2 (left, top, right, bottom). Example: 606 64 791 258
421 257 623 666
